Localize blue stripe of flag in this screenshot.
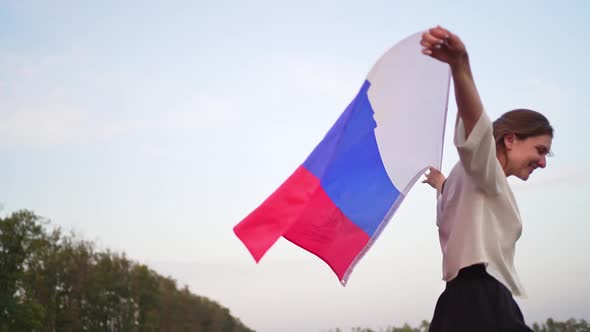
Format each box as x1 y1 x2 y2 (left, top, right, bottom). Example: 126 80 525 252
302 80 401 236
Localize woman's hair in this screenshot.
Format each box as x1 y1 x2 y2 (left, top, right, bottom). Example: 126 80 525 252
492 109 554 152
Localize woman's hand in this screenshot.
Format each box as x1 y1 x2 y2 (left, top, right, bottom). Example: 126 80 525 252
422 26 482 140
420 26 468 68
422 166 446 194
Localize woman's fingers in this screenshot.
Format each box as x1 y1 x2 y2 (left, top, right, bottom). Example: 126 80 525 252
420 39 432 48
422 48 433 55
429 26 451 39
421 28 452 58
421 34 444 49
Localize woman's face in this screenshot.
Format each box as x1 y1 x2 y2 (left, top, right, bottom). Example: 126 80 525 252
505 134 553 180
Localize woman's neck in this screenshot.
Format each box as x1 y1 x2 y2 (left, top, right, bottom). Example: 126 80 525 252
497 150 510 177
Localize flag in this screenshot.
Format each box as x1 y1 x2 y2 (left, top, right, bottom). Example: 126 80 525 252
233 32 450 285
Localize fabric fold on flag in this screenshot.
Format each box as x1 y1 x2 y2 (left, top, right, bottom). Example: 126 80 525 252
234 32 451 285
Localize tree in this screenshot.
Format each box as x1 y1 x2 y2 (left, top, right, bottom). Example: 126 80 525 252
0 210 45 331
532 318 590 332
2 210 255 332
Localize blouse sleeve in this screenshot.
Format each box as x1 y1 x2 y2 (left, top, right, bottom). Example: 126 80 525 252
454 112 503 195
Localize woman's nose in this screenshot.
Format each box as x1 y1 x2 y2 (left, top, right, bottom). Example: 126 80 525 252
538 155 547 168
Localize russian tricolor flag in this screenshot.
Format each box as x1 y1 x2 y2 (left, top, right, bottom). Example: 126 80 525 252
234 32 450 285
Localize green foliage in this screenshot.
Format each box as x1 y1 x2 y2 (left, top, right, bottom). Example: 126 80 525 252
0 210 254 332
532 318 590 332
0 210 46 331
326 320 429 332
330 318 590 332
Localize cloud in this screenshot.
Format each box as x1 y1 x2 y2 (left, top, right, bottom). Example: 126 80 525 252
285 56 363 97
103 94 239 134
0 95 238 148
0 50 240 148
0 105 103 148
0 48 376 150
251 52 366 101
0 51 105 148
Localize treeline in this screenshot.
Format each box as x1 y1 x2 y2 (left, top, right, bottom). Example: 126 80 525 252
532 318 590 332
326 321 429 332
0 210 253 332
327 317 590 332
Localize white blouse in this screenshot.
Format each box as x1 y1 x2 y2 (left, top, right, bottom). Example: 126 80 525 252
436 111 526 297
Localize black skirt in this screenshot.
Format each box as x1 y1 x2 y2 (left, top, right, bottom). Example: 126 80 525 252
429 264 533 332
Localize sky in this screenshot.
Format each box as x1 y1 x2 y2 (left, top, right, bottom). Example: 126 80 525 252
1 1 589 331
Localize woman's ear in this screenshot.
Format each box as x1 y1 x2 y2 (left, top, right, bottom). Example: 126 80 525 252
504 133 515 151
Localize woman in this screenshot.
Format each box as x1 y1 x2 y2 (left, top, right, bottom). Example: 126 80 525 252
420 26 554 331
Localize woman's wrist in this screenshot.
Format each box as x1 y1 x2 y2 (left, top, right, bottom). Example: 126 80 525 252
450 51 470 73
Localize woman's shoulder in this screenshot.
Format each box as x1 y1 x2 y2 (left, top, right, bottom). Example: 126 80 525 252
444 160 507 196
